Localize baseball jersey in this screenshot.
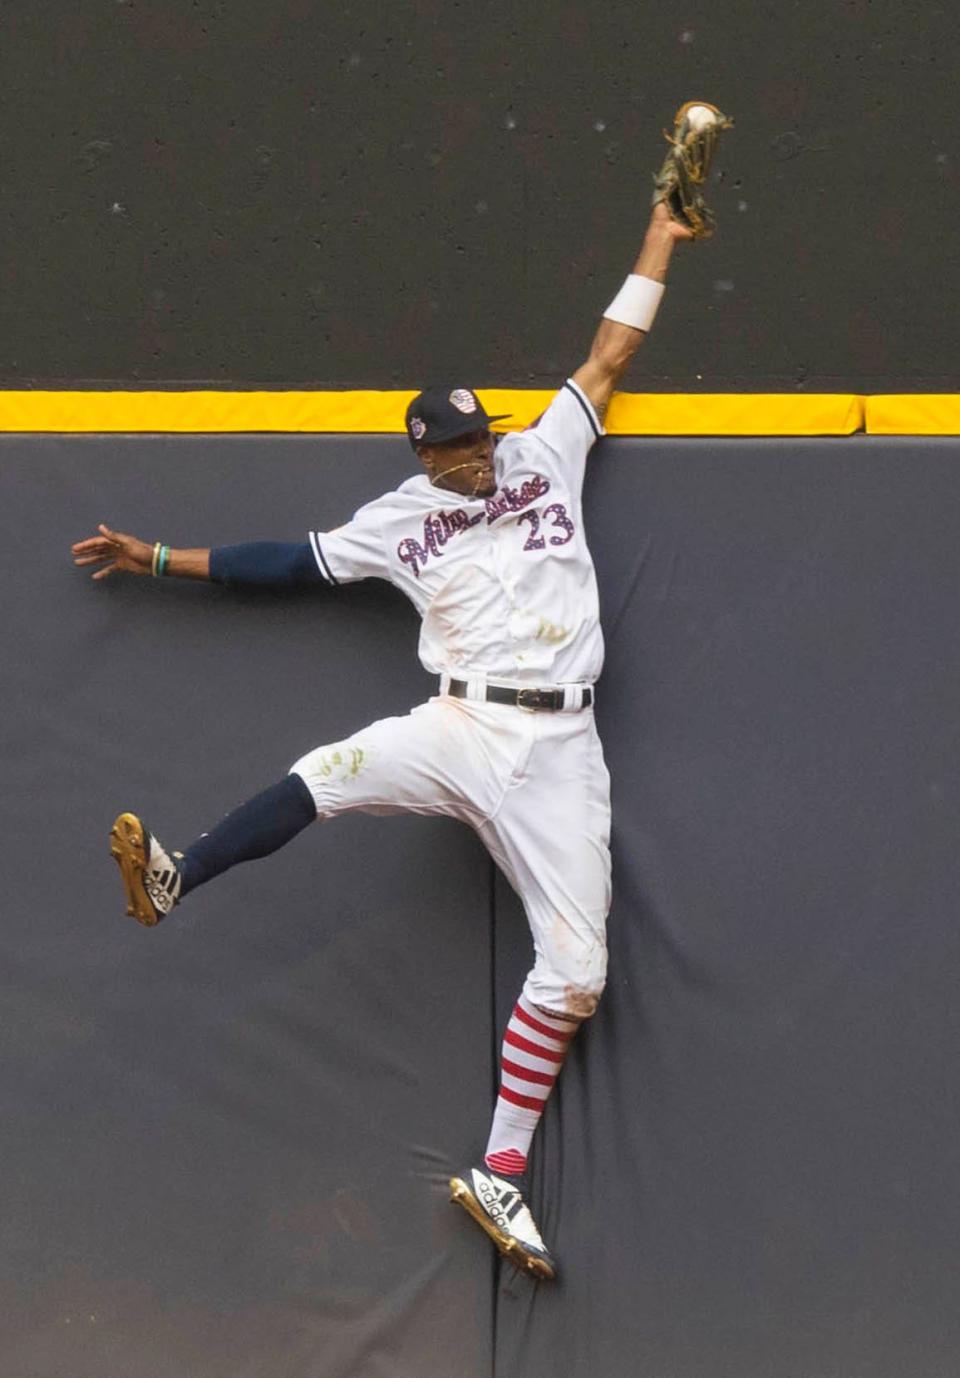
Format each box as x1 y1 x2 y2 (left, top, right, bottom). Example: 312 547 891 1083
309 379 605 685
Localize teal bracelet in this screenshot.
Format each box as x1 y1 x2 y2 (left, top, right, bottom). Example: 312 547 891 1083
157 544 170 576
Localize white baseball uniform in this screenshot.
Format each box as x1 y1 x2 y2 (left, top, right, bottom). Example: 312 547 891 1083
292 379 611 1017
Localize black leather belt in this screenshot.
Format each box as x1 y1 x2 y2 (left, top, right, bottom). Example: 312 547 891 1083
446 679 592 711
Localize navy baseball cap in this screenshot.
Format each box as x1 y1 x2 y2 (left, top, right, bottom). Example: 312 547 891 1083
405 386 511 449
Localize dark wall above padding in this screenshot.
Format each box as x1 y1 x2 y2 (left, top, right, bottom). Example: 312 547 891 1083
1 1 958 389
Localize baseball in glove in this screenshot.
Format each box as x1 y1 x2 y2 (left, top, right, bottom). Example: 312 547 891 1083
652 100 734 240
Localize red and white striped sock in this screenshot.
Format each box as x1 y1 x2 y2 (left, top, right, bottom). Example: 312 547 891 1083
483 992 580 1178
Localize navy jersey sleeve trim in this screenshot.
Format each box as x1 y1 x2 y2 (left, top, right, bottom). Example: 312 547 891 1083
563 379 603 440
308 531 339 586
209 541 324 588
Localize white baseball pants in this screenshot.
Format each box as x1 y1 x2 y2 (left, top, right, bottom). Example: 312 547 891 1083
291 694 611 1017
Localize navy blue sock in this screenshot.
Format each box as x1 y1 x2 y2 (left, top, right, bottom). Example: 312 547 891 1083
179 774 317 896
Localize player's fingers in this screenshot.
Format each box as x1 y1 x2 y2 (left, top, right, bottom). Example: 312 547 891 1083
91 562 118 580
98 523 134 544
74 553 108 566
72 536 111 553
99 524 134 548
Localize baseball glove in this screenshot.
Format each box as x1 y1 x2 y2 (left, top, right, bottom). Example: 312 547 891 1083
652 100 734 240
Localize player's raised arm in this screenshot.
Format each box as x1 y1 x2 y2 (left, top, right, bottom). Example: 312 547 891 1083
71 526 324 587
573 100 732 421
571 202 692 422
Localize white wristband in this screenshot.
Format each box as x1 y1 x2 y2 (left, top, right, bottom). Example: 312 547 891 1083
603 274 665 332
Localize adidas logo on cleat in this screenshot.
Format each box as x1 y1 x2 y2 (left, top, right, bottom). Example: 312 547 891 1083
143 857 182 916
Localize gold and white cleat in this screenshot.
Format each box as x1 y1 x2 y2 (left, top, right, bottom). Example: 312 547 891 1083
450 1166 557 1281
109 812 182 926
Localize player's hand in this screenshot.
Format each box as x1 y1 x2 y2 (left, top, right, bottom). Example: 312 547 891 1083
648 201 695 243
71 524 155 579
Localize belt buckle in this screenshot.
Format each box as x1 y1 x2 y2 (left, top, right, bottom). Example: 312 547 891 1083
516 687 543 712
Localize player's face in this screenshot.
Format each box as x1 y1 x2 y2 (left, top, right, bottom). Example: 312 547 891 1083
420 429 497 499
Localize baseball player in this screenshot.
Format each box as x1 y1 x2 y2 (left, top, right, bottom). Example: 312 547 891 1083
73 197 695 1281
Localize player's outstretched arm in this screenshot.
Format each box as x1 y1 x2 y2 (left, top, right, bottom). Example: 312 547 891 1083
572 202 692 422
72 526 326 588
72 525 211 580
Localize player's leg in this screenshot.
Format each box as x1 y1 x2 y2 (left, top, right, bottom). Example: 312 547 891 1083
449 710 611 1279
482 711 611 1172
110 698 506 926
109 773 318 925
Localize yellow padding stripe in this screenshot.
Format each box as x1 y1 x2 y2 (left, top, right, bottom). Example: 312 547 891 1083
866 396 960 435
0 391 415 434
0 390 866 435
606 393 864 436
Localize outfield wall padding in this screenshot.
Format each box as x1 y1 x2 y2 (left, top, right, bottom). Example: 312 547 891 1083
3 434 960 1377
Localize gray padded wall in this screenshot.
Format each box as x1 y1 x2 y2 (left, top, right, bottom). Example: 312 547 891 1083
4 434 960 1376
